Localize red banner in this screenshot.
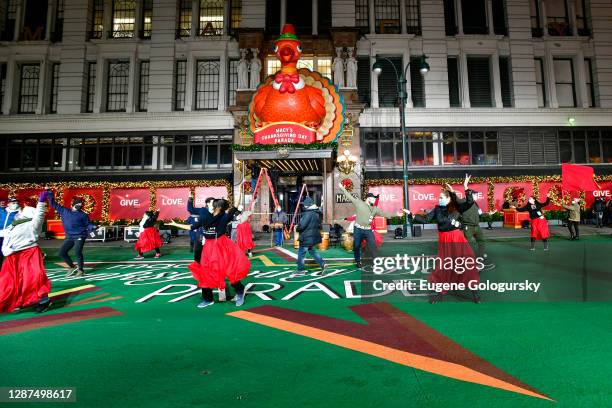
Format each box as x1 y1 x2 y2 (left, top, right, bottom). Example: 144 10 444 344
367 185 404 214
537 182 567 210
15 188 55 219
253 122 316 145
194 186 229 207
408 184 441 213
62 188 104 220
109 188 150 220
0 189 8 203
492 182 533 210
448 183 489 211
156 187 190 220
586 181 612 207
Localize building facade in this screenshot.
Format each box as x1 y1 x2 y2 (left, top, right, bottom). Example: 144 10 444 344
0 0 611 221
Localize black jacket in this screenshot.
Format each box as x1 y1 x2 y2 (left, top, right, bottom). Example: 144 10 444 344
411 206 462 232
517 198 550 219
297 208 322 247
142 212 159 228
592 198 605 212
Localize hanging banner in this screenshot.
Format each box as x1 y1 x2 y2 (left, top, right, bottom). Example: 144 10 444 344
492 182 533 210
253 122 317 145
194 186 229 207
537 182 567 210
585 181 612 207
156 187 190 220
0 189 8 202
408 184 442 214
448 183 489 211
62 188 104 221
109 188 150 220
367 185 404 214
16 188 55 219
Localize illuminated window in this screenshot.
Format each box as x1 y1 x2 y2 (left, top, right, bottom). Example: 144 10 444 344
267 57 332 79
90 0 104 39
141 0 153 39
199 0 224 36
230 0 241 34
317 57 332 79
177 0 192 37
112 0 136 38
266 59 281 76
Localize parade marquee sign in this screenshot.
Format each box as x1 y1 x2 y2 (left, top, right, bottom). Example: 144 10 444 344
248 24 344 146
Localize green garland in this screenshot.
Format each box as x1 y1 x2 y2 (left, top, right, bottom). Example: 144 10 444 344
232 142 338 152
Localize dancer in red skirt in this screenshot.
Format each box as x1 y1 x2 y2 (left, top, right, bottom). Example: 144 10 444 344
344 194 383 249
134 210 163 259
235 205 255 257
171 199 250 308
404 189 481 304
517 192 552 251
0 191 51 313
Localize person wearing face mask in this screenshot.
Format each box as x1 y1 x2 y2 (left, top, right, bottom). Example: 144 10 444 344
271 205 288 246
295 197 326 275
404 190 481 304
187 195 215 263
338 183 406 269
517 192 552 250
170 199 250 308
562 198 582 241
235 203 255 257
0 198 20 267
134 210 163 259
0 191 52 313
344 194 384 249
47 190 95 277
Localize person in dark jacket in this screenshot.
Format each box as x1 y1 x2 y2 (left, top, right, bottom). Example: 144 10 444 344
405 189 481 304
295 197 326 275
186 214 200 252
134 210 163 259
47 190 95 277
517 192 552 250
592 197 605 228
187 195 215 262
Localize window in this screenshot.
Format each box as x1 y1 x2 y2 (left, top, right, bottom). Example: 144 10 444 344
138 61 150 112
499 56 513 107
355 0 369 33
69 135 154 171
86 62 97 113
90 0 104 39
557 129 608 164
405 0 421 35
199 0 224 36
535 58 546 107
106 61 130 112
50 63 60 114
443 0 457 36
1 0 17 41
447 57 461 107
587 131 601 163
178 0 192 37
553 58 575 107
160 134 231 169
467 57 492 107
112 0 136 38
357 57 371 107
22 0 48 40
18 64 40 114
603 131 612 164
174 60 187 111
492 0 507 35
0 136 64 172
230 0 242 34
375 0 400 34
266 57 332 79
141 0 153 39
0 64 6 113
377 57 402 107
195 60 220 110
318 0 332 34
546 0 570 36
410 56 425 107
585 58 595 107
575 0 589 36
265 0 281 35
530 0 543 37
53 0 65 42
228 59 239 106
462 0 487 34
286 1 312 35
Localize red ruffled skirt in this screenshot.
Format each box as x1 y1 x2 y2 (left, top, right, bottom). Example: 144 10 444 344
530 217 550 240
429 229 480 293
0 246 51 313
236 222 255 252
134 227 163 253
188 235 250 288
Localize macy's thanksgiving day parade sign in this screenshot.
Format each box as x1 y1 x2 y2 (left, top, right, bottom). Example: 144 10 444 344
248 24 345 145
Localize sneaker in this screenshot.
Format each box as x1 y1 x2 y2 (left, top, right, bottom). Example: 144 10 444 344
154 253 161 258
248 251 253 258
75 269 85 277
218 289 227 302
543 247 549 251
35 300 51 313
235 292 245 307
355 262 363 269
197 300 215 308
66 267 79 277
321 263 327 273
294 270 306 276
529 247 535 251
134 255 144 260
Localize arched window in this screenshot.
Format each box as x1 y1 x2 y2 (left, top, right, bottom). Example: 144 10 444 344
195 60 220 110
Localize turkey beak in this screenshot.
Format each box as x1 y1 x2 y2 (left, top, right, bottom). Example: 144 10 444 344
280 46 296 63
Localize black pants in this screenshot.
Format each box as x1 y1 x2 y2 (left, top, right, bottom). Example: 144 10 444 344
193 233 203 262
353 228 377 264
201 281 244 303
568 221 580 238
595 212 604 227
59 237 86 270
0 237 4 266
138 247 160 256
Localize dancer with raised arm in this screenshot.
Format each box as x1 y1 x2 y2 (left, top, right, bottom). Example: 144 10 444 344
516 192 552 251
134 210 163 259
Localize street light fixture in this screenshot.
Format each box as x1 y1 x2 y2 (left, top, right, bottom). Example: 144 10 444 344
372 55 429 238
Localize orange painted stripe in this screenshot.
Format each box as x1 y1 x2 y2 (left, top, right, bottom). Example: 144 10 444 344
228 310 553 402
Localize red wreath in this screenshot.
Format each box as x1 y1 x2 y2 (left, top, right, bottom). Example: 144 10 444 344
341 178 354 192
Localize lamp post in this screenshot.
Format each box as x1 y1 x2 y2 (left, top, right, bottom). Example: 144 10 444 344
372 55 429 238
